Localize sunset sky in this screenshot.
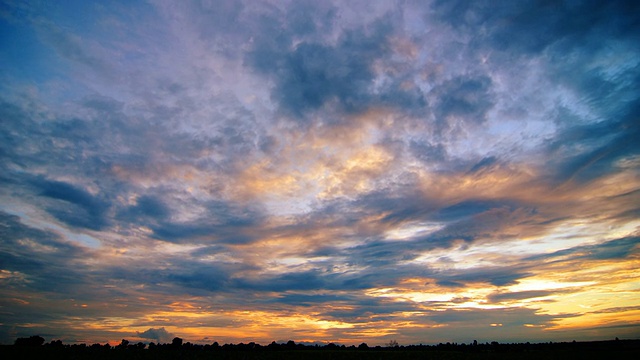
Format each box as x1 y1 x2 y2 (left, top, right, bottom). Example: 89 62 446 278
1 0 639 346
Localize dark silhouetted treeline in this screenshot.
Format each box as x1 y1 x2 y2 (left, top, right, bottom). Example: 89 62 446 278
2 335 639 359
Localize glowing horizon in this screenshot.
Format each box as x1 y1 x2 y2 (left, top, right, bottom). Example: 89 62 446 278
1 0 639 346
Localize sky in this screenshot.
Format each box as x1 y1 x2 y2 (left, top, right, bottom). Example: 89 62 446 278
1 0 639 346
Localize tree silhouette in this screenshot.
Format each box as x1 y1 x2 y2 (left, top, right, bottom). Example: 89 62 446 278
14 335 45 347
172 337 183 347
5 335 640 359
49 339 64 348
386 339 399 348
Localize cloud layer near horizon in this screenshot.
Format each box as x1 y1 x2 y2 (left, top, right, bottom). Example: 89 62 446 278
1 0 639 345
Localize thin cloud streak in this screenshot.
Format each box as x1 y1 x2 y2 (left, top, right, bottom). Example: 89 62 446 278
1 0 639 345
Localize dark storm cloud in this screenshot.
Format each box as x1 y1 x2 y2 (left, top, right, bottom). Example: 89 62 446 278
591 305 640 315
525 236 639 263
432 0 640 55
0 250 44 281
435 280 465 288
1 80 268 238
249 22 386 116
149 200 263 244
352 189 438 225
246 2 336 75
320 177 528 249
118 195 170 222
0 100 69 171
612 207 640 223
427 206 535 245
151 222 255 244
409 140 447 163
233 270 327 292
341 240 408 267
340 271 401 291
95 255 250 298
0 212 90 293
546 98 640 184
609 188 640 222
3 73 265 179
468 156 498 173
303 192 542 271
433 199 510 222
426 307 557 328
551 322 640 341
322 298 420 322
247 7 424 119
32 178 111 230
168 268 230 293
230 261 407 295
431 75 494 133
432 0 640 188
0 92 135 176
261 289 421 321
487 290 558 303
439 268 531 287
432 0 640 171
271 293 352 307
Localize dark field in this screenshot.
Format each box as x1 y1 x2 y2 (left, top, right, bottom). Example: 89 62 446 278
2 339 639 360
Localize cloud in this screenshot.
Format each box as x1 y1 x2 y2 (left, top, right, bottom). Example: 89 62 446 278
246 7 424 120
433 199 510 222
168 267 230 293
33 178 111 230
409 140 447 163
34 18 109 72
271 293 352 307
0 0 638 347
432 0 640 55
249 21 387 116
147 200 264 244
525 236 640 263
435 280 465 288
0 212 90 288
443 268 532 287
545 100 640 185
487 290 558 303
431 75 495 134
117 195 170 222
136 327 175 344
232 270 329 293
